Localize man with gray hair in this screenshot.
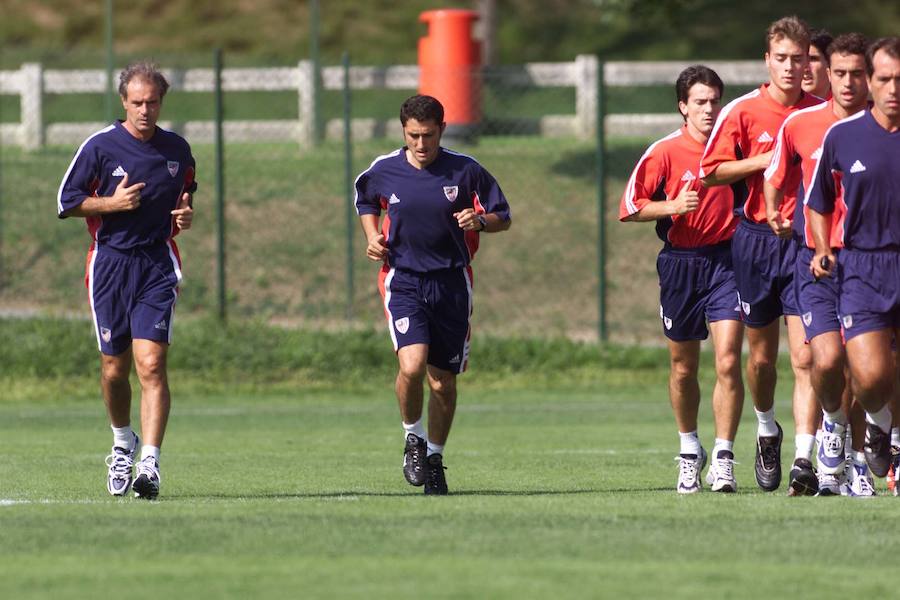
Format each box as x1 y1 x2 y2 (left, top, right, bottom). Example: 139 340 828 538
58 61 196 500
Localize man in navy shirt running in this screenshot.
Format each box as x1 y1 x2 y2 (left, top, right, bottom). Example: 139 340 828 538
58 62 196 500
355 95 512 495
807 37 900 479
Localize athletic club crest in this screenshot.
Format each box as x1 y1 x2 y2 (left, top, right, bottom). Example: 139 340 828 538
167 161 180 177
741 301 751 316
842 314 853 329
802 312 813 326
664 317 673 330
395 317 410 334
100 327 112 343
443 186 459 202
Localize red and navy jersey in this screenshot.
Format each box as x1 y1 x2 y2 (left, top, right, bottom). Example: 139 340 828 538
354 147 511 273
619 125 736 247
57 121 197 249
806 109 900 251
764 100 847 248
701 84 823 223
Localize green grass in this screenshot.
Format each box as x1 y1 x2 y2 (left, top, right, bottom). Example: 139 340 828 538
2 353 897 598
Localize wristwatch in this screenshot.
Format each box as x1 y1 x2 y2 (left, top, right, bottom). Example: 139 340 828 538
476 215 487 231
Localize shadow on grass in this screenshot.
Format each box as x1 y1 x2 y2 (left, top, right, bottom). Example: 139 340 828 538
166 487 672 500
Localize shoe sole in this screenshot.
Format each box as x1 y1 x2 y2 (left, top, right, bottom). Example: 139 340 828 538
788 473 818 497
710 483 735 493
133 477 159 500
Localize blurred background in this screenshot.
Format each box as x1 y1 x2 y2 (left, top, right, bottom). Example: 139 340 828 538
2 0 898 344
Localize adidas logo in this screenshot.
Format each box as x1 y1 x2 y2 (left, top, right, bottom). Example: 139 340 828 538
388 193 400 204
449 354 460 364
112 165 126 177
850 160 866 173
811 147 822 160
680 170 696 182
757 131 773 143
154 320 167 330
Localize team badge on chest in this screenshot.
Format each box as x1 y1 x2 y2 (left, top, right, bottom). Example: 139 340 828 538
443 186 459 202
167 161 180 177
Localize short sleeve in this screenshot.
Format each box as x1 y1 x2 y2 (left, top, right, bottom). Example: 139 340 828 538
473 165 510 221
57 141 100 218
354 170 382 217
805 131 837 214
619 146 666 220
700 108 743 179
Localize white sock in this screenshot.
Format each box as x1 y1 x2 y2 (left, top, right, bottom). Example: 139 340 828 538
111 425 135 451
865 405 892 434
852 451 866 467
823 409 845 425
402 418 426 441
795 433 815 461
141 445 160 463
678 431 701 456
426 441 444 457
712 438 734 458
755 407 778 437
891 427 900 447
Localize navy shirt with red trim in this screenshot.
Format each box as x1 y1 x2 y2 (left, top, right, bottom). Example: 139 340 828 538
806 110 900 251
354 147 511 273
57 121 197 250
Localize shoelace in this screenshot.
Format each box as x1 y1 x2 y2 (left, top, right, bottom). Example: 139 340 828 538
427 461 446 485
822 432 843 456
105 452 133 479
675 457 700 483
136 458 159 480
714 458 735 481
855 474 875 495
761 443 779 467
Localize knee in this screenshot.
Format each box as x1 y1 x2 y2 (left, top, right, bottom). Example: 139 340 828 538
669 356 698 385
747 351 776 375
135 353 167 384
398 361 426 384
790 345 812 373
715 351 742 383
101 360 130 384
428 371 457 397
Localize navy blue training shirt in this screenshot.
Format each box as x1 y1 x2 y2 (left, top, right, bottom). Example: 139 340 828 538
354 147 511 273
57 121 197 250
806 110 900 251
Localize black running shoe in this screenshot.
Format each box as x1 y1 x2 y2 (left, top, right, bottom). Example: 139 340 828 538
424 453 448 495
403 434 427 486
864 423 891 478
787 458 818 496
755 421 783 491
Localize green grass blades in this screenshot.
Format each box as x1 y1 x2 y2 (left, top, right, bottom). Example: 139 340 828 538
1 384 898 598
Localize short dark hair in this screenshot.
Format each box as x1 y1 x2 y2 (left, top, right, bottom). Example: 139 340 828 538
675 65 724 120
827 33 868 66
866 36 900 76
809 29 833 58
118 61 169 98
766 15 811 52
400 95 444 126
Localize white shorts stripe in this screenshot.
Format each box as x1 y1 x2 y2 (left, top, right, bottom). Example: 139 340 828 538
383 268 398 351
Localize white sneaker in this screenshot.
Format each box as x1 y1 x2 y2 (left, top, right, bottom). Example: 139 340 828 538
816 472 844 497
817 420 847 475
705 450 737 493
676 447 707 494
105 433 139 496
848 461 876 497
133 456 161 500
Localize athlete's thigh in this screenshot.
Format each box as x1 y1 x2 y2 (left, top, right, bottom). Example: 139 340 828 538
90 251 134 355
657 250 707 341
427 269 472 374
382 268 430 351
132 258 179 346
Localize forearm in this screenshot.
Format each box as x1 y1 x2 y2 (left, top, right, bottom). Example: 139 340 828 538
623 201 676 222
359 213 381 238
808 210 833 253
763 181 783 218
702 156 766 187
481 212 511 232
64 195 129 217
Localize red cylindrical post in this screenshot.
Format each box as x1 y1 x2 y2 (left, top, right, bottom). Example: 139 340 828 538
418 9 481 142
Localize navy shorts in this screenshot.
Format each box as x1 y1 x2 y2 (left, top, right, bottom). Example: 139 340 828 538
657 241 741 342
88 241 182 355
794 246 842 341
379 266 473 374
838 249 900 342
731 219 799 328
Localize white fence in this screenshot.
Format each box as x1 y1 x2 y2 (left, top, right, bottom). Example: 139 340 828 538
0 57 766 150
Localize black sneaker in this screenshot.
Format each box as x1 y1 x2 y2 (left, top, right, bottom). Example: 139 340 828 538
755 421 783 491
403 434 427 486
424 453 448 495
787 458 818 496
864 423 891 478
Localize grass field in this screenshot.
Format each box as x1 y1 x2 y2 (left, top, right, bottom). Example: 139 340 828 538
1 318 898 598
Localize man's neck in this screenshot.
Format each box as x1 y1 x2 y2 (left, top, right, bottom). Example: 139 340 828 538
833 101 866 121
766 82 802 107
871 106 900 132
